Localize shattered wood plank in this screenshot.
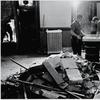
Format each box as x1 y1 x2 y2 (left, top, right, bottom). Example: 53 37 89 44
61 58 82 81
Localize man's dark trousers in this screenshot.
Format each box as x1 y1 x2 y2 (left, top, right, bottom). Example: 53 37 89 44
71 36 82 56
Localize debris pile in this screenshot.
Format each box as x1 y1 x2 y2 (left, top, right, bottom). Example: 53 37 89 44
1 52 100 99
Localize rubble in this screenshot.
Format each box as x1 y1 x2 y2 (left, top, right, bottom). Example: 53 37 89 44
1 52 100 99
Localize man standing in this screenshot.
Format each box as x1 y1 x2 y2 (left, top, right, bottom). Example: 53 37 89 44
71 15 84 56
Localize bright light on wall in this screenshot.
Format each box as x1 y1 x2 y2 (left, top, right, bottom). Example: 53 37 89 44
72 0 81 21
72 0 80 9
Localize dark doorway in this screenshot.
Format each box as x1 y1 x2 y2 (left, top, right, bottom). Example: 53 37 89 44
17 1 40 53
1 1 17 56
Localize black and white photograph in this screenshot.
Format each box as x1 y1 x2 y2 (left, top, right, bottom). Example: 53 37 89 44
1 0 100 99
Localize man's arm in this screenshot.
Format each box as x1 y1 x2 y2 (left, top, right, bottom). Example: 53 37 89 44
71 30 81 39
71 30 79 37
80 30 87 36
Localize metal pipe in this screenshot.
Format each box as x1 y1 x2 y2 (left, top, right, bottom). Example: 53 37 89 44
9 57 28 70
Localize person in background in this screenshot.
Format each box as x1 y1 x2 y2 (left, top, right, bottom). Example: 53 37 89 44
71 15 85 56
91 16 99 34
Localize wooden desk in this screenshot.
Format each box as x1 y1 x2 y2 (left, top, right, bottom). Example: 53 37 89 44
83 34 100 42
83 34 100 48
82 34 100 62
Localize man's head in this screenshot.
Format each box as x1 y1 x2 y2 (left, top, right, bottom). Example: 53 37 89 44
92 16 99 24
77 15 83 23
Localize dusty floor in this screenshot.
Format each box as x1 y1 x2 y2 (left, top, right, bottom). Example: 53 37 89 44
1 54 48 81
1 47 72 81
1 47 97 81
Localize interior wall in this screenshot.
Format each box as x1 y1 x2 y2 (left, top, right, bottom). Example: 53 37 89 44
1 1 13 20
40 1 71 28
39 1 97 48
39 1 72 48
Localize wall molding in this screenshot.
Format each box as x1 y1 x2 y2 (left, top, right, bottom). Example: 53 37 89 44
40 27 71 31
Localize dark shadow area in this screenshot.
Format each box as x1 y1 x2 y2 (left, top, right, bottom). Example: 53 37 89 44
1 42 17 56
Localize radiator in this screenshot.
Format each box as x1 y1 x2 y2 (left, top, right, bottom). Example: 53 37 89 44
46 30 62 54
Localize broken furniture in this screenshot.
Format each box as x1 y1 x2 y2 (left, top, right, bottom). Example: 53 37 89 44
1 52 100 99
